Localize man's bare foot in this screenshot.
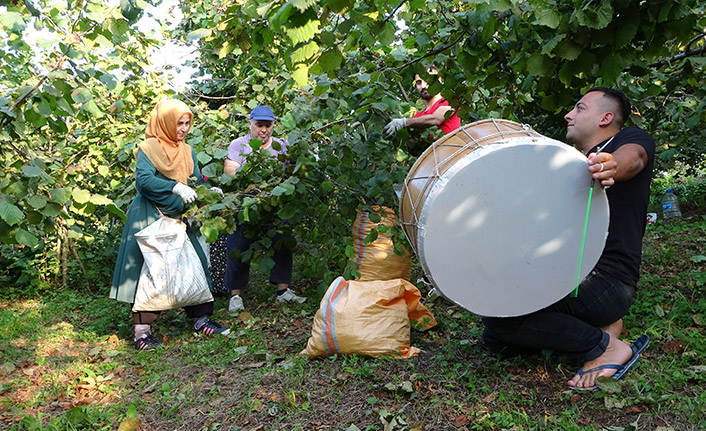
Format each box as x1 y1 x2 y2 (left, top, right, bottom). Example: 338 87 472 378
601 319 623 339
567 333 633 389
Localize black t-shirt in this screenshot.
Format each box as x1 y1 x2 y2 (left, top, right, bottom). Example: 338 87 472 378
590 127 655 285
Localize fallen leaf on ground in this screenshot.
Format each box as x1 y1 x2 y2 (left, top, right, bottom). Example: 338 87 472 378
626 405 647 413
481 392 498 403
118 418 141 431
453 415 470 426
238 311 255 323
661 341 683 354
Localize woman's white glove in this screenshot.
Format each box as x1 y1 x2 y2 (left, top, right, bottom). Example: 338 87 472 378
210 187 224 197
172 183 197 204
384 118 407 138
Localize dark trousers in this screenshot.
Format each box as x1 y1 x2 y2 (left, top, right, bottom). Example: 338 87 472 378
482 270 636 363
224 223 293 292
132 302 214 325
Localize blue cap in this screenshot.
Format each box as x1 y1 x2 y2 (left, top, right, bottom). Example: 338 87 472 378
249 106 275 121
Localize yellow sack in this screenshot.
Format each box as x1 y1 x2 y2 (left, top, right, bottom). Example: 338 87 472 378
351 206 411 281
302 277 437 359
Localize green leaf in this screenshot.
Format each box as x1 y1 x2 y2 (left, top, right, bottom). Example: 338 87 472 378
187 28 212 41
325 0 354 14
106 203 127 222
614 21 638 47
378 22 396 46
90 194 112 205
291 41 319 63
82 100 104 117
99 73 119 91
285 18 319 45
37 99 52 116
259 256 275 272
526 53 553 77
558 64 573 86
281 113 296 130
535 7 561 28
555 39 582 60
201 163 219 178
120 0 143 23
42 203 62 217
290 0 317 12
21 165 43 177
598 54 625 84
321 180 334 192
94 34 114 48
72 188 91 204
575 0 613 30
277 205 297 219
26 211 42 225
317 48 343 72
291 64 309 87
110 18 130 38
0 202 23 226
27 195 47 209
201 224 220 243
0 12 26 34
197 152 213 165
692 255 706 263
15 229 38 247
271 182 296 196
71 88 93 104
541 34 566 55
595 376 622 393
363 229 378 244
50 188 72 203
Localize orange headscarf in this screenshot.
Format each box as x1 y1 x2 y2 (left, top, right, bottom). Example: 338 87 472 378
138 99 194 184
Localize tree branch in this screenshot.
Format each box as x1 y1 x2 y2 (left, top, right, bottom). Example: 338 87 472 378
646 44 706 69
397 82 410 103
310 117 353 135
383 0 407 23
391 32 467 71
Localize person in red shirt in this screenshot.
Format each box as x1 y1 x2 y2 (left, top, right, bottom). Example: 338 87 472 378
384 73 461 139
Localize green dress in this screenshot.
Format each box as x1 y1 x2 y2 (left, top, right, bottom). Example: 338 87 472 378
110 148 211 304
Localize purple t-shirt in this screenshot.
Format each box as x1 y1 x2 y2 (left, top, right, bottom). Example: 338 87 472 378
227 134 288 166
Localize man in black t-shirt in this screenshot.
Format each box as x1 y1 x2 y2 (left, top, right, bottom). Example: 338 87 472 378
482 87 655 392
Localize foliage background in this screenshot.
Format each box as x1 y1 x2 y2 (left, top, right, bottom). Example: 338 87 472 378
0 0 705 430
0 0 704 294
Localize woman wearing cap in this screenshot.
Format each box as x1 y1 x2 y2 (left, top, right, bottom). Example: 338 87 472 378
222 105 306 314
110 99 230 351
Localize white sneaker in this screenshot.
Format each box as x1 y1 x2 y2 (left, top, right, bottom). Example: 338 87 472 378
228 294 244 313
275 288 306 304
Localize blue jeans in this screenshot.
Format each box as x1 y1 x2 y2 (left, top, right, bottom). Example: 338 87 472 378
482 270 636 362
224 223 293 292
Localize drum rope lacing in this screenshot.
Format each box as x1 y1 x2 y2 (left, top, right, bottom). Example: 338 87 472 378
401 121 540 235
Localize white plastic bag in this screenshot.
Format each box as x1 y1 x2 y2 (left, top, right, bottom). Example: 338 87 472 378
132 216 213 312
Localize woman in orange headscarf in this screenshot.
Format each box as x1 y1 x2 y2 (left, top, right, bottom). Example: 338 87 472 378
110 99 229 351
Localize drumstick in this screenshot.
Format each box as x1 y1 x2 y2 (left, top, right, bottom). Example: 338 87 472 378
572 184 595 297
572 137 614 297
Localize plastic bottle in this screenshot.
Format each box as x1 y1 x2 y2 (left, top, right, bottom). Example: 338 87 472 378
661 189 682 219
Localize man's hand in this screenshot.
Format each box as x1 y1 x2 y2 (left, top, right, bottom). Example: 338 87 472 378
172 183 197 204
588 143 648 187
384 118 407 138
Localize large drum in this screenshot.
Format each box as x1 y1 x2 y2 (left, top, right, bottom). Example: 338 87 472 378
399 119 609 317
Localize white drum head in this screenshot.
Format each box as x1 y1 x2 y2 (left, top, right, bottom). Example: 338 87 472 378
418 137 609 317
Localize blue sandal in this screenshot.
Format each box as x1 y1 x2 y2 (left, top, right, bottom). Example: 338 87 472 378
570 334 650 392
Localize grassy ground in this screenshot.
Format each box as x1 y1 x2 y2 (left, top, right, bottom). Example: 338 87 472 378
1 212 704 431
